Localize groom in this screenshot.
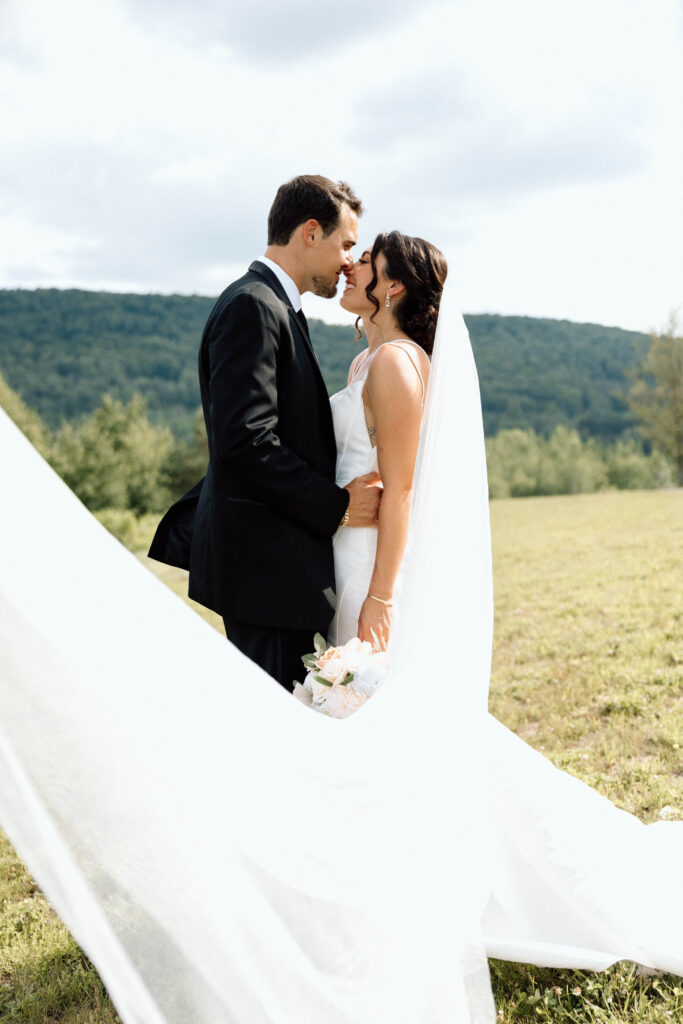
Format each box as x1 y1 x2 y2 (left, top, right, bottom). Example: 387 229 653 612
149 175 381 690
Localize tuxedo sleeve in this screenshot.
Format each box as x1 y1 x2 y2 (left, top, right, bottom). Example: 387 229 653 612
208 291 349 537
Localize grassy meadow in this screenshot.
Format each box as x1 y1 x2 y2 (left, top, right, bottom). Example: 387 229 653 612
1 489 681 1023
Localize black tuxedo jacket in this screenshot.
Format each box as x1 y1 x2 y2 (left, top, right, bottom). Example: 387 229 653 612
148 261 349 629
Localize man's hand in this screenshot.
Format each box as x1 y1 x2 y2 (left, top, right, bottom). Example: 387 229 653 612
344 471 382 527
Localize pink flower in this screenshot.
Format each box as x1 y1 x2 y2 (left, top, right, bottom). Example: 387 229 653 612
315 645 340 669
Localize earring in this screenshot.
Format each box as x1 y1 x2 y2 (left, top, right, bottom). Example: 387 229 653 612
385 293 391 309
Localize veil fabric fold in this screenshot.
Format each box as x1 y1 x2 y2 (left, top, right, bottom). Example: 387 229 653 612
0 276 498 1022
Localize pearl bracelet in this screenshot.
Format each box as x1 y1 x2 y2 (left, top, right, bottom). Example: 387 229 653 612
368 594 393 606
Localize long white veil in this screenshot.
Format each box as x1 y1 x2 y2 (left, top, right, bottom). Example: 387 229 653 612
0 277 497 1023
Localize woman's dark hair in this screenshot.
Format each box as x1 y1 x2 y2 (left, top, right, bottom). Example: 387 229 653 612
267 175 363 246
360 231 447 356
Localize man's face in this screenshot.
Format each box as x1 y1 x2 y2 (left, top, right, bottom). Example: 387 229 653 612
310 204 359 298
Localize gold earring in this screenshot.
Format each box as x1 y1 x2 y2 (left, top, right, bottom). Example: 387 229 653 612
385 293 391 309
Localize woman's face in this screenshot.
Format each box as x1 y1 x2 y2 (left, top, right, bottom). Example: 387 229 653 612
340 249 391 316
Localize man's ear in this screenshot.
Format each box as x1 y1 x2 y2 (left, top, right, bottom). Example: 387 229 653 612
301 219 320 248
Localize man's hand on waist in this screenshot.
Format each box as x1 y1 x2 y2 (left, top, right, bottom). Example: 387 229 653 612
343 472 382 527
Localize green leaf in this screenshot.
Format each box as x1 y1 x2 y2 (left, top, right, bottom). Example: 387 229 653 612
313 632 327 657
313 674 333 687
340 672 354 686
301 654 318 668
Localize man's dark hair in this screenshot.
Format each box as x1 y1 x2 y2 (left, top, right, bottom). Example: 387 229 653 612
267 175 363 246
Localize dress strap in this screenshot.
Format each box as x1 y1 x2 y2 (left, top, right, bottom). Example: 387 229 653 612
347 348 371 385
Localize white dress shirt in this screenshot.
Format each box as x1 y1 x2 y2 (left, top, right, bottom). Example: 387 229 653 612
256 256 302 312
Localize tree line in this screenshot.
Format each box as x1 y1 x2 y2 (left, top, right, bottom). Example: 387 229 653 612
0 288 652 443
486 427 672 498
1 310 679 520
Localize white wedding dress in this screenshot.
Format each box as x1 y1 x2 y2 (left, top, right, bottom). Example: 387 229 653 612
328 339 683 978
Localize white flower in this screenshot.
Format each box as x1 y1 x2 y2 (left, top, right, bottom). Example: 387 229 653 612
322 683 366 719
317 657 349 686
659 805 677 820
352 661 387 697
338 637 373 671
308 674 333 704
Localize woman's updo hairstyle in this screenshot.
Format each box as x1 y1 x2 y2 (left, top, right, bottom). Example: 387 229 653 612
362 231 447 356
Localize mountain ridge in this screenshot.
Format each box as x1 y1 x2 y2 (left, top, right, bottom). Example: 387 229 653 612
0 288 648 441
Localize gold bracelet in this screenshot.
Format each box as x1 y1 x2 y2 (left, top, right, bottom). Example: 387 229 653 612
368 594 393 606
340 507 350 528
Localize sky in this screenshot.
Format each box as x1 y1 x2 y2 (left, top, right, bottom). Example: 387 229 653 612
1 0 681 333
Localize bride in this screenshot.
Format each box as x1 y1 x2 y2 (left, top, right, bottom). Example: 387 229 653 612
327 229 683 974
328 230 441 651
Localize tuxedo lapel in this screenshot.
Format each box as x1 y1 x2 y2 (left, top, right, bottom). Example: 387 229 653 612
286 307 335 439
287 306 323 371
248 260 326 381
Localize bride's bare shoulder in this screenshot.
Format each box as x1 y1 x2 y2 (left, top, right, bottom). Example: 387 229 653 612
368 340 430 385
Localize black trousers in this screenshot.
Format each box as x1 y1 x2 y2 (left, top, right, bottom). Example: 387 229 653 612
223 618 316 693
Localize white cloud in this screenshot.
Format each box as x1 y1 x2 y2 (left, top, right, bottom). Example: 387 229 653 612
118 0 446 65
1 0 681 330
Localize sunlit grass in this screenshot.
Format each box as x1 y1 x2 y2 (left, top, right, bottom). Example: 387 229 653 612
1 489 681 1021
489 491 682 818
488 489 683 1022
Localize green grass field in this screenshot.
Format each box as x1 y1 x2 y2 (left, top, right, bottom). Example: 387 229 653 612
1 490 681 1022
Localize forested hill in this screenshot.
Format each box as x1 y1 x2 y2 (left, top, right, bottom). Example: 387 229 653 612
0 288 648 441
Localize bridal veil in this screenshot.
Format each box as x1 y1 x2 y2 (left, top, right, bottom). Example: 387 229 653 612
0 278 498 1022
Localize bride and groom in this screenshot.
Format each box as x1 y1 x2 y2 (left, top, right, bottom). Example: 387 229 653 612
149 172 683 979
1 172 681 1024
149 173 432 688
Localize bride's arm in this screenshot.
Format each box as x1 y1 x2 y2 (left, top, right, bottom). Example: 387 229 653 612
358 345 428 649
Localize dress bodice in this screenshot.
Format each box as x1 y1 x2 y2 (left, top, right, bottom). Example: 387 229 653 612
329 360 377 488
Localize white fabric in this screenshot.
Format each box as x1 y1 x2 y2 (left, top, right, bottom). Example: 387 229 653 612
0 279 497 1021
328 335 683 978
483 718 683 973
257 256 302 310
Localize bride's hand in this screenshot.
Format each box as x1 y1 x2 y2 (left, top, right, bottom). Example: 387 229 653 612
358 596 392 651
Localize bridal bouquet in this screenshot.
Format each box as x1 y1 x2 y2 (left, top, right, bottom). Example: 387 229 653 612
293 634 388 719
